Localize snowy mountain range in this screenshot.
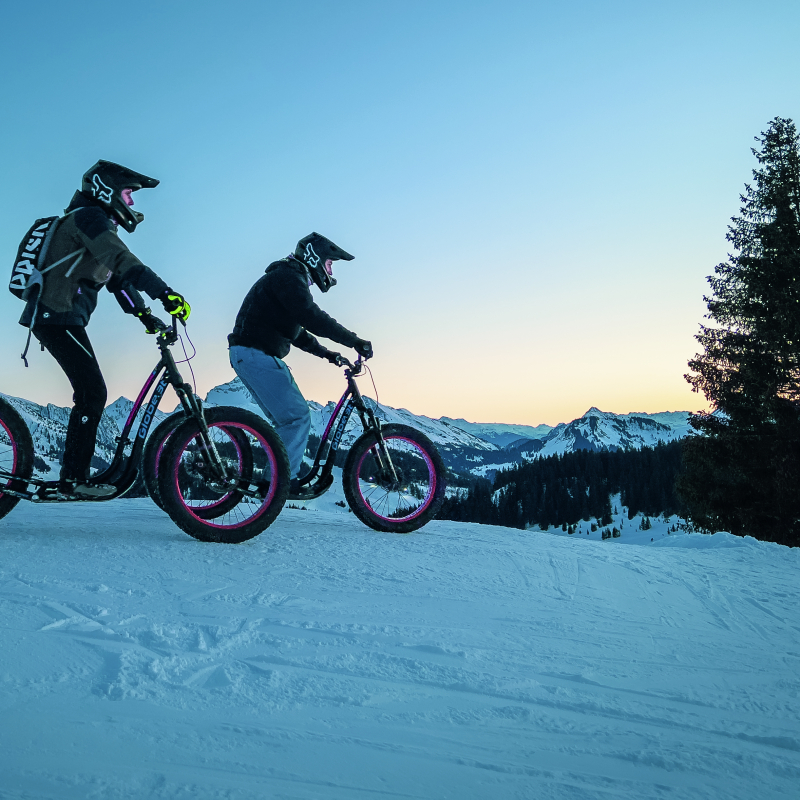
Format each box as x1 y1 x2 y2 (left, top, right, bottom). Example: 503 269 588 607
507 407 693 459
0 392 167 478
1 380 694 479
438 417 553 447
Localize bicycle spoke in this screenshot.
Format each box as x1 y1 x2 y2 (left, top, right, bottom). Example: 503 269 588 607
348 429 441 527
167 416 283 536
344 424 445 533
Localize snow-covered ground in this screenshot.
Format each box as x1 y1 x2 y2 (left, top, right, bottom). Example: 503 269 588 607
0 499 798 799
530 494 693 546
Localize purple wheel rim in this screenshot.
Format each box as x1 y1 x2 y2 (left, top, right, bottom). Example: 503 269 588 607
356 435 436 522
172 422 278 529
0 417 18 499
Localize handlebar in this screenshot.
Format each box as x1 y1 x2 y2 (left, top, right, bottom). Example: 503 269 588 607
138 309 179 344
341 355 366 375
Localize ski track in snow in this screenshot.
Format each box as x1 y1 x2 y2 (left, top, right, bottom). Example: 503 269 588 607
0 501 798 799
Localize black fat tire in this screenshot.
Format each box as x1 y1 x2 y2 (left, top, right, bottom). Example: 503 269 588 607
142 413 184 511
191 424 254 520
342 423 446 533
157 406 290 543
142 413 253 519
0 396 34 521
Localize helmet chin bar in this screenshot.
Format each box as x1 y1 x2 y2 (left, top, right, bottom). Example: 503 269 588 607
113 205 144 233
312 270 335 293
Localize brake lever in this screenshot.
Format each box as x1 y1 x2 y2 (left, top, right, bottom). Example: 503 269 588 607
350 356 365 375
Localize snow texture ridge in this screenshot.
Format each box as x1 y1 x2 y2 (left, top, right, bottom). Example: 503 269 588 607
512 408 691 462
0 501 797 798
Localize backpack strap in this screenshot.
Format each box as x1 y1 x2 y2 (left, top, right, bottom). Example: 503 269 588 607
20 313 38 368
37 214 62 270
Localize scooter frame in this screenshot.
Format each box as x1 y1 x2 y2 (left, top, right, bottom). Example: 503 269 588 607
0 316 233 503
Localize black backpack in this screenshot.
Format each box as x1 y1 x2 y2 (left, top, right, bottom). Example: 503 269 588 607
9 217 61 300
9 216 62 366
10 211 88 365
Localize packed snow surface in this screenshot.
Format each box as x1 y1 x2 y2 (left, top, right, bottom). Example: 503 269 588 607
1 501 798 799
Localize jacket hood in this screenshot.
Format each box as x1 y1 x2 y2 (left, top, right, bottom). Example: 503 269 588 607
64 190 107 216
265 257 304 275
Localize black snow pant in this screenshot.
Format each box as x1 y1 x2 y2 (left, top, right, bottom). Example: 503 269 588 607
33 325 107 483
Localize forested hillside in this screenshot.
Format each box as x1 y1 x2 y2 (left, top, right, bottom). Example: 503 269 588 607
440 441 685 529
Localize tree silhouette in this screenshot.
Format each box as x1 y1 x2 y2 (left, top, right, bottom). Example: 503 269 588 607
682 117 800 546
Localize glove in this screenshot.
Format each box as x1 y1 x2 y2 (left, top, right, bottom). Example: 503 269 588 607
325 351 347 367
160 289 191 322
354 338 373 359
135 308 158 334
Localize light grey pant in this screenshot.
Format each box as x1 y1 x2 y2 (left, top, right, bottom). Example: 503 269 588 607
229 346 311 478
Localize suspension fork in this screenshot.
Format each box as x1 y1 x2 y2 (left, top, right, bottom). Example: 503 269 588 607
165 349 231 484
350 376 400 483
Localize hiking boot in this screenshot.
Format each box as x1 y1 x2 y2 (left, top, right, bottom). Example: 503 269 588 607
58 480 116 499
288 477 314 500
74 482 116 498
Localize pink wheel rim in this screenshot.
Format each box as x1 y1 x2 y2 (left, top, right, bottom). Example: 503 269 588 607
0 417 18 499
355 435 436 522
172 422 278 529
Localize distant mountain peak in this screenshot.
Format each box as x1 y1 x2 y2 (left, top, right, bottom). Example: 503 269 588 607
583 407 607 417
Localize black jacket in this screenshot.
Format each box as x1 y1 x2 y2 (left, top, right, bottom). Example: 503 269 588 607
228 257 359 358
20 191 168 328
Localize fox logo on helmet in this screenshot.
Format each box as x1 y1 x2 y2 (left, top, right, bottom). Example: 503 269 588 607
90 174 114 204
303 243 321 268
294 232 354 293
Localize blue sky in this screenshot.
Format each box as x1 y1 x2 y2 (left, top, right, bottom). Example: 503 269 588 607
2 1 799 424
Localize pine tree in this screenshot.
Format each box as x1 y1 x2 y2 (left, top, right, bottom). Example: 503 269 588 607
681 117 800 546
599 493 613 526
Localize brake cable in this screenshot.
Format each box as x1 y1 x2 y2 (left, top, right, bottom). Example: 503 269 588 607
361 362 385 422
174 324 198 395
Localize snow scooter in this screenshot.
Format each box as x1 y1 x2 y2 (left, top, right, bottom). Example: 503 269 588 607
0 313 291 543
142 355 447 534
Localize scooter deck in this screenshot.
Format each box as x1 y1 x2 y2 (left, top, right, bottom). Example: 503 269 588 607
288 473 334 501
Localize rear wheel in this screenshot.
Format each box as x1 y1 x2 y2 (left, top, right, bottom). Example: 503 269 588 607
142 413 184 511
342 423 446 533
0 397 34 521
157 406 290 543
142 413 253 519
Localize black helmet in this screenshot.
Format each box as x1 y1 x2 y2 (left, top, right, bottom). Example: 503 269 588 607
294 232 354 292
81 160 159 233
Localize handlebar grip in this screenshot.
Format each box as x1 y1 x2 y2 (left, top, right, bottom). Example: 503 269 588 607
139 311 169 332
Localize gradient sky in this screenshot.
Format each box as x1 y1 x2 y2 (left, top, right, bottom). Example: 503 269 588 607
2 1 799 426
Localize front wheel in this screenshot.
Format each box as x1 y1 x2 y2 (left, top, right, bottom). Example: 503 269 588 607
157 406 290 543
142 412 184 511
142 412 253 519
343 423 446 533
0 396 34 521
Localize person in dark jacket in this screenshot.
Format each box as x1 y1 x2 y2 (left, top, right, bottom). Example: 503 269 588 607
21 160 191 498
228 232 372 496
